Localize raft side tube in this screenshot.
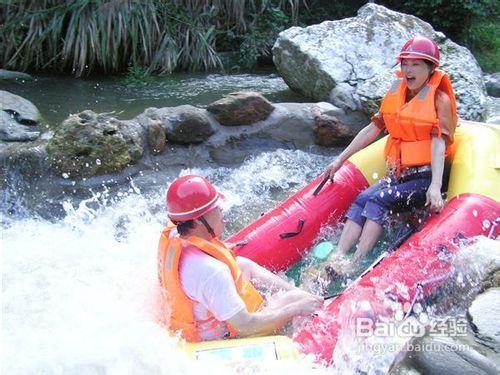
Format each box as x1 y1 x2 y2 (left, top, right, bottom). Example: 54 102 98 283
229 161 369 271
292 121 500 364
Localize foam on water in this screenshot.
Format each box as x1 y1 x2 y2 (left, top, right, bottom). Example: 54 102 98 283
2 150 334 374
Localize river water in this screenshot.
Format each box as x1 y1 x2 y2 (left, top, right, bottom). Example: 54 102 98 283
2 72 499 374
1 70 305 127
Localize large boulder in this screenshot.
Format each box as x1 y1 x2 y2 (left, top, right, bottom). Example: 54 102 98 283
485 97 500 124
0 91 43 142
406 335 499 375
147 118 167 155
159 105 214 144
273 3 487 121
468 287 500 351
207 91 275 125
0 90 42 125
1 111 40 142
46 111 143 178
484 73 500 97
0 69 33 81
311 107 356 146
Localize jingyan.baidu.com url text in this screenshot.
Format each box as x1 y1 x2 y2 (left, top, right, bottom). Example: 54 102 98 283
358 340 471 355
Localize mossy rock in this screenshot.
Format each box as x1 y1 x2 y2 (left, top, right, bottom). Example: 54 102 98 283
46 111 143 178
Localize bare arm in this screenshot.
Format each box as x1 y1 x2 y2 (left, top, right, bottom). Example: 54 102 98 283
426 136 446 212
236 256 295 292
325 122 383 179
426 91 453 213
227 292 323 337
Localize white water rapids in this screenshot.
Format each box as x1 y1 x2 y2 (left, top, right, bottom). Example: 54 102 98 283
2 149 499 374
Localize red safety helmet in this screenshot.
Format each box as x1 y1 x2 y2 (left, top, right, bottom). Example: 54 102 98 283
166 175 223 222
397 36 440 67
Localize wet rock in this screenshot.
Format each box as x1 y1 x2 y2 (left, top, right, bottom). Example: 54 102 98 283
206 101 347 152
480 265 500 292
0 137 48 178
46 110 143 178
163 105 214 144
207 91 275 125
1 111 40 141
484 73 500 97
312 107 356 146
468 287 500 351
273 3 487 121
147 119 166 155
208 135 293 166
0 69 33 81
485 97 500 124
405 336 499 375
0 90 41 125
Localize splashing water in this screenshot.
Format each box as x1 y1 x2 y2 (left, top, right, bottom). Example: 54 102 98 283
1 150 333 374
2 148 498 374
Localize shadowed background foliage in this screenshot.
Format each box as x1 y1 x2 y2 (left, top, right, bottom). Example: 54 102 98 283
0 0 498 77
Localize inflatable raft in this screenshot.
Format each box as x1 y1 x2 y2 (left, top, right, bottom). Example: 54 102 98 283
180 121 499 364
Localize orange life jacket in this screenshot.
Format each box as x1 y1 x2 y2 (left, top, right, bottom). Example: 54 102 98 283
157 223 264 342
380 69 458 169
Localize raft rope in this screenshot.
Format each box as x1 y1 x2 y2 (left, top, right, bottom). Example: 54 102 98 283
487 217 499 239
403 272 452 320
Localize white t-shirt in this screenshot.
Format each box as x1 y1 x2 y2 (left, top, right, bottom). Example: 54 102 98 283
179 244 247 341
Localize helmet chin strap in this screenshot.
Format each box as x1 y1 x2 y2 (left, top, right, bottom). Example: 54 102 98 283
198 216 216 238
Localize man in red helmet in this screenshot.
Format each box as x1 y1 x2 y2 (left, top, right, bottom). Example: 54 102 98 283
157 174 323 342
320 36 458 278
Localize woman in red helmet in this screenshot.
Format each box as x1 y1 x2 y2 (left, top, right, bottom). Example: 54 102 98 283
157 174 323 342
322 36 458 276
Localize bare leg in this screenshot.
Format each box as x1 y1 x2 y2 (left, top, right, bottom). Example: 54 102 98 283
322 219 363 279
352 219 383 264
336 219 363 254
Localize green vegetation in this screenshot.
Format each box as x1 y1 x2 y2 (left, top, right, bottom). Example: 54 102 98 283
464 20 499 72
0 0 300 77
1 0 498 75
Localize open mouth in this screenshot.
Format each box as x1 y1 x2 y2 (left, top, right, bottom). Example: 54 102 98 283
406 77 416 84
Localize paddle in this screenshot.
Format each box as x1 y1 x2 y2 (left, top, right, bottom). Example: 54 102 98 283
313 176 330 196
323 293 340 300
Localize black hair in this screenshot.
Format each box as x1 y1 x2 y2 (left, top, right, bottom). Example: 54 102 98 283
174 220 196 236
424 60 436 69
400 59 436 76
401 59 436 70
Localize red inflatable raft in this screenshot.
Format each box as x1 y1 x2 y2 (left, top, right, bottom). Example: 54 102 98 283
228 121 499 364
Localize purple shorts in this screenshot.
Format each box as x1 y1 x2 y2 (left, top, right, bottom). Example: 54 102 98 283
346 171 432 227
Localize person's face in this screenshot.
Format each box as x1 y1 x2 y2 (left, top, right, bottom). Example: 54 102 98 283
401 58 434 93
201 205 225 238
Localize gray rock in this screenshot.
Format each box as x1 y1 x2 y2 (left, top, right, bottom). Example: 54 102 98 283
484 73 500 97
407 336 499 375
207 91 275 126
480 265 500 292
273 3 487 121
205 101 356 155
0 69 33 81
0 90 41 125
46 110 143 178
0 139 48 186
163 105 214 144
468 288 500 351
485 97 500 124
312 107 356 146
147 119 166 155
0 111 40 141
